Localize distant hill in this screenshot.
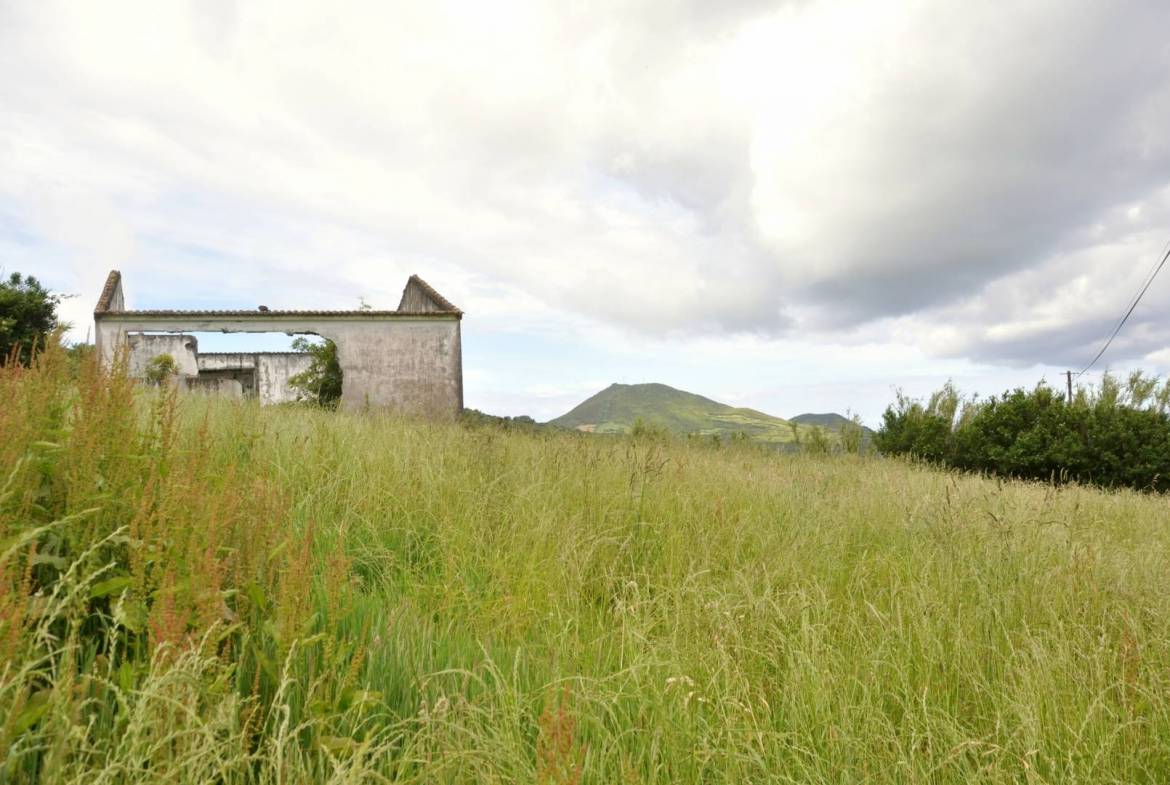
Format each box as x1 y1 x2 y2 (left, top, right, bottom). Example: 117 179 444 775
790 412 876 436
548 382 820 445
460 408 548 431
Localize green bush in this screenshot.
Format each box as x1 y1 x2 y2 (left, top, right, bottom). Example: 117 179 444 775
143 353 179 385
872 387 956 463
288 336 342 407
0 272 63 366
839 413 866 455
629 417 672 441
876 373 1170 492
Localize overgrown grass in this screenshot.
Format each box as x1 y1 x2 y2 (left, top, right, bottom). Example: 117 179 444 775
4 342 1170 783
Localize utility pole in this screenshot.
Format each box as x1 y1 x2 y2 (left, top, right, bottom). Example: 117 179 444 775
1066 370 1073 405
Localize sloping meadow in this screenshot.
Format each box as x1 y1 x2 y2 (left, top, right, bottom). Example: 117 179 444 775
3 342 1170 783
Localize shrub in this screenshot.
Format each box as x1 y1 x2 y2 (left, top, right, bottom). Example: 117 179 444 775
288 336 342 407
801 425 833 455
872 390 953 463
0 272 63 366
143 353 179 385
839 413 866 455
460 408 544 431
629 417 671 441
877 373 1170 492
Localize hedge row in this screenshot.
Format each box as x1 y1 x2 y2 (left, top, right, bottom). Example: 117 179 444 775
874 373 1170 492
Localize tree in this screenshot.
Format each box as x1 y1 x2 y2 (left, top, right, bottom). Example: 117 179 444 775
875 376 1170 493
802 425 833 455
288 337 343 407
872 390 952 463
840 412 866 455
0 272 63 365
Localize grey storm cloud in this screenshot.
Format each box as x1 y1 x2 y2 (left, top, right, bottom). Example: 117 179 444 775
782 1 1170 325
1 0 1170 369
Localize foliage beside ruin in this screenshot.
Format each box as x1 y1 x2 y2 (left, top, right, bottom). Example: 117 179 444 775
287 336 342 408
143 352 179 385
4 339 1170 782
0 272 63 366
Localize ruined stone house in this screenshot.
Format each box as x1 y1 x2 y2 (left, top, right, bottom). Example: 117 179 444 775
94 270 463 417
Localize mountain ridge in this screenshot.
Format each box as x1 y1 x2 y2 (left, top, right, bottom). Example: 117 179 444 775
548 382 843 445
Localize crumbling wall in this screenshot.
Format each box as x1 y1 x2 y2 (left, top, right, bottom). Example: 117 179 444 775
255 353 313 405
179 377 244 399
326 320 462 416
95 267 463 418
126 334 199 378
196 353 256 373
193 352 313 404
196 353 257 396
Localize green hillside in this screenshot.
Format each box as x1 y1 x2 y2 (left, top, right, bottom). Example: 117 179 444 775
548 382 815 444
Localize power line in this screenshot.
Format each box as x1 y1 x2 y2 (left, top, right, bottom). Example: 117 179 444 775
1074 241 1170 380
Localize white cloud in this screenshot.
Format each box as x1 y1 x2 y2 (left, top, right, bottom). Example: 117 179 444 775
2 0 1169 390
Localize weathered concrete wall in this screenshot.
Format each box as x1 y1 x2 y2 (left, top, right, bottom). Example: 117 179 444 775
196 353 257 372
195 353 256 399
94 315 462 417
179 377 244 399
95 320 125 368
126 334 200 377
194 352 312 404
398 280 446 312
255 353 313 405
94 272 125 364
329 321 462 416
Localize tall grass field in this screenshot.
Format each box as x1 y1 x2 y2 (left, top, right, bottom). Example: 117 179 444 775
3 344 1170 783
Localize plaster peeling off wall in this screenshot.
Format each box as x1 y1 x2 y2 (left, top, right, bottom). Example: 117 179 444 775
196 352 314 405
256 353 313 405
126 334 200 377
179 377 244 399
194 353 257 397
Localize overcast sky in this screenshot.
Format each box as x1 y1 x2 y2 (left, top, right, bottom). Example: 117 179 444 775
3 0 1170 424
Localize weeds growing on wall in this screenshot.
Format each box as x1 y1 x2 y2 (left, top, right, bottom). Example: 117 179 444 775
143 352 178 385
